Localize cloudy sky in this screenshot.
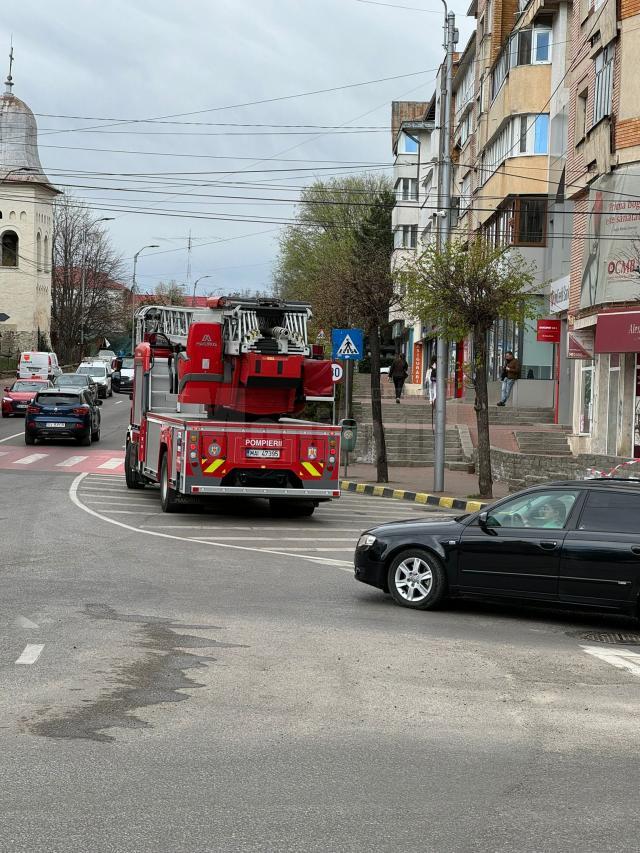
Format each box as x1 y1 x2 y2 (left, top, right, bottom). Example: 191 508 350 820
6 0 471 294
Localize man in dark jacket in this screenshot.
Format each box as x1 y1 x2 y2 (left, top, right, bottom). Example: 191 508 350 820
389 353 409 403
497 351 520 406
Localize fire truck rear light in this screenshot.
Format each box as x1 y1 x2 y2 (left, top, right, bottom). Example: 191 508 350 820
332 490 340 497
190 443 196 451
192 486 200 494
190 451 197 459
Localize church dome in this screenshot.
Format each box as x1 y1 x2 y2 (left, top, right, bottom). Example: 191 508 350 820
0 75 57 191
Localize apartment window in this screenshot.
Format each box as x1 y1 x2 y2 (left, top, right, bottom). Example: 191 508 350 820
480 114 549 184
457 111 474 147
517 197 546 245
575 88 588 143
394 225 418 249
455 62 475 122
492 25 552 101
396 177 418 201
399 132 419 154
593 45 614 125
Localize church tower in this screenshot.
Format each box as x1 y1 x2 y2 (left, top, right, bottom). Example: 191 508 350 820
0 52 59 355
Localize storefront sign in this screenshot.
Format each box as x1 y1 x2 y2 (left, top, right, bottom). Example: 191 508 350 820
411 341 423 385
595 311 640 353
568 328 595 359
549 276 569 313
536 319 561 343
580 166 640 309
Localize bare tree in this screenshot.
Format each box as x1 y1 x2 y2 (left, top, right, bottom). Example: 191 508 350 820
51 195 124 362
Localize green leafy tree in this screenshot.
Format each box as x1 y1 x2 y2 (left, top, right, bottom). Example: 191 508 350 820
274 176 398 482
401 239 538 498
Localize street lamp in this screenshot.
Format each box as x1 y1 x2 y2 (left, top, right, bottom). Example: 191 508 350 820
0 166 35 184
192 274 213 303
80 217 115 355
131 244 160 353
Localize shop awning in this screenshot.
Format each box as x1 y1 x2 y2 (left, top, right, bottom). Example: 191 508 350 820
595 311 640 353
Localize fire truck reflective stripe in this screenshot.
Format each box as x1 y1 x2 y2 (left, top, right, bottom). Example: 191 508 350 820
301 461 322 477
204 458 225 474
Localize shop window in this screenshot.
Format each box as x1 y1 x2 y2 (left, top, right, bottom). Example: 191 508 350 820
1 230 18 267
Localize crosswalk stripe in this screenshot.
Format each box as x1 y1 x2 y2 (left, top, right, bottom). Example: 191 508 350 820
97 457 124 470
581 645 640 678
56 455 89 467
14 453 48 465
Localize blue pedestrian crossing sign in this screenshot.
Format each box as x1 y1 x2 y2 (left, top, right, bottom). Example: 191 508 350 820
332 328 364 361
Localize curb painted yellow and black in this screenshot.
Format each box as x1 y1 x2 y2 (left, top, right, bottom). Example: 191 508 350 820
340 480 487 513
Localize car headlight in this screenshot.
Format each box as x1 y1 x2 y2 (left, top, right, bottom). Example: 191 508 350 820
357 533 377 549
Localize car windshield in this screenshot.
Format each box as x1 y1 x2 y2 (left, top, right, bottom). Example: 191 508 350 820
12 381 46 391
121 358 134 369
78 365 106 377
57 376 86 386
37 393 81 406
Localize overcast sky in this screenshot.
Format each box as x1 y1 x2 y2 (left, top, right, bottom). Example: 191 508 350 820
6 0 471 294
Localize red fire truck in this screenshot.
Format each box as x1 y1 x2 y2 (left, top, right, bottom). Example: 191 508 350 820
125 296 342 515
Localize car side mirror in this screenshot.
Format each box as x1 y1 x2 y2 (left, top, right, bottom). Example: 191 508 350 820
97 399 103 406
478 511 498 536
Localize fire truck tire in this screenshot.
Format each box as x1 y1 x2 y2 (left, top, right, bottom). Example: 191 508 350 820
160 453 179 512
269 499 315 518
125 442 145 490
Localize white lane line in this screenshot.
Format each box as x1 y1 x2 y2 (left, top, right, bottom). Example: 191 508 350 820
0 451 9 457
185 536 356 542
85 510 158 515
0 431 25 444
581 645 640 678
56 455 89 467
15 643 45 665
140 525 365 531
114 400 123 405
70 473 353 570
97 457 124 470
14 453 48 465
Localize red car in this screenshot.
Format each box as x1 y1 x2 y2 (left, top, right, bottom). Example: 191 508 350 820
2 379 52 417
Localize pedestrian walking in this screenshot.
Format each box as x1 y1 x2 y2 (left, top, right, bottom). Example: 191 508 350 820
389 353 409 403
425 357 437 405
497 350 520 406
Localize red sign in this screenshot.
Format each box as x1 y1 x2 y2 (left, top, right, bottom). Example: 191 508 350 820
536 319 561 343
411 341 423 385
595 311 640 353
568 328 595 359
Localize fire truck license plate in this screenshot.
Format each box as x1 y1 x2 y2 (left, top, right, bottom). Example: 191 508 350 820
246 449 280 459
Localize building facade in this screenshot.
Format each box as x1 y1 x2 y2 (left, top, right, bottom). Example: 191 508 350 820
0 71 58 354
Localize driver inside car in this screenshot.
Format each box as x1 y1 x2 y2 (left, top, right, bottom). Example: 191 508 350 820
533 499 567 529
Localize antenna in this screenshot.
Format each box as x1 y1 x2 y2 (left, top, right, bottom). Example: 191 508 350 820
5 38 14 94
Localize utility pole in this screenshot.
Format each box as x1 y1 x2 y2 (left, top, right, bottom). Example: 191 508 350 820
434 3 457 493
130 244 159 353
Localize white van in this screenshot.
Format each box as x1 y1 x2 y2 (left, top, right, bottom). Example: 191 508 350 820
18 351 62 381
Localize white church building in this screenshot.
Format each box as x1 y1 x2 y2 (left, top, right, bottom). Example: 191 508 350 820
0 63 58 354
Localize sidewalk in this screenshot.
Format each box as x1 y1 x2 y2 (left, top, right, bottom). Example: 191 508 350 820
341 462 508 511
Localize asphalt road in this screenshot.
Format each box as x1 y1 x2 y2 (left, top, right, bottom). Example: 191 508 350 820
2 396 640 852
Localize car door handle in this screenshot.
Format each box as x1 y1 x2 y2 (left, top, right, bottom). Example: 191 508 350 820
539 541 558 551
631 547 640 556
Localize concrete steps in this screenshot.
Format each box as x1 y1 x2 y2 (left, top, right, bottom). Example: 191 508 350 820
515 430 572 456
489 406 555 425
354 425 467 468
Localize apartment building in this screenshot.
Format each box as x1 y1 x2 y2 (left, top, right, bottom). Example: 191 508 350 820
566 0 640 458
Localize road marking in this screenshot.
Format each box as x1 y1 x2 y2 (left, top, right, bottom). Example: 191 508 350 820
14 453 48 465
70 473 353 570
15 616 40 630
98 457 124 470
140 525 365 531
0 431 24 444
114 400 123 405
581 645 640 678
56 455 89 467
15 644 44 665
189 536 356 542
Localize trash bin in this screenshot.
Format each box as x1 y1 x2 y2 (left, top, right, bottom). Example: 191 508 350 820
339 418 357 453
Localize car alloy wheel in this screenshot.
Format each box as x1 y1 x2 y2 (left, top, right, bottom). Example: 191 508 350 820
387 549 446 610
395 556 433 603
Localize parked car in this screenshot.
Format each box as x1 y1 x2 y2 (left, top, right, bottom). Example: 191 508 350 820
112 356 134 393
17 351 61 381
97 349 116 366
76 362 112 398
25 388 102 446
54 372 99 403
2 379 52 417
354 479 640 618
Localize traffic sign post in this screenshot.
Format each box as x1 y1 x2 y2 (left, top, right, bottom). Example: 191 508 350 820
331 328 363 361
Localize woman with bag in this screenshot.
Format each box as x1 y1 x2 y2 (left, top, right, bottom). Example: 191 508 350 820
389 353 409 403
425 357 437 405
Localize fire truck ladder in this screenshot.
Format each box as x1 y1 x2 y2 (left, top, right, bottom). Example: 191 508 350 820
134 305 195 346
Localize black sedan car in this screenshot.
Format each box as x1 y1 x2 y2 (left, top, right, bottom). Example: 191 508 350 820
54 372 99 403
355 479 640 617
25 388 102 446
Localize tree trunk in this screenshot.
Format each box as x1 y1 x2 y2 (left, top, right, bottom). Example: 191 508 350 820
369 324 389 483
473 325 493 498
